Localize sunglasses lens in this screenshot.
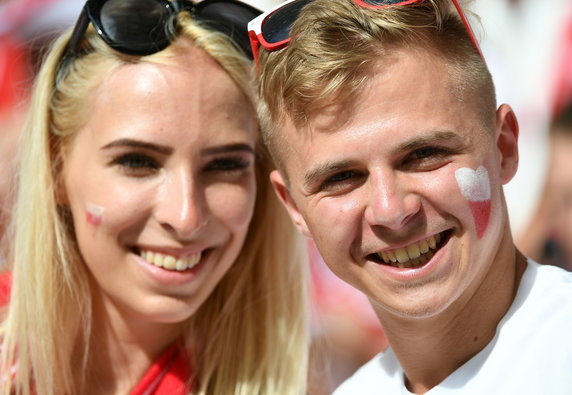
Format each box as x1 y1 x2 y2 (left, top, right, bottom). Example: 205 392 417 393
98 0 172 55
261 0 313 44
197 0 261 59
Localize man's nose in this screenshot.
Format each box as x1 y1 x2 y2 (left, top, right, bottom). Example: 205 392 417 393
364 171 421 230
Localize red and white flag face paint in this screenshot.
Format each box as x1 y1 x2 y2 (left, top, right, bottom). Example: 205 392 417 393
86 203 104 227
454 166 491 239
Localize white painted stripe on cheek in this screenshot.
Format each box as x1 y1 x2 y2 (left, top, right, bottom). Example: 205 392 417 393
454 166 491 202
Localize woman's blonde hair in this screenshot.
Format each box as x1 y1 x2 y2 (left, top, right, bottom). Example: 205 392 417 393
257 0 495 170
1 11 309 395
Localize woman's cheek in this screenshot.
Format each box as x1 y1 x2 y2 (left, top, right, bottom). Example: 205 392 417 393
211 182 256 230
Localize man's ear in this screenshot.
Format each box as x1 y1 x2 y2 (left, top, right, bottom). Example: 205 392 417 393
495 104 519 184
270 170 312 238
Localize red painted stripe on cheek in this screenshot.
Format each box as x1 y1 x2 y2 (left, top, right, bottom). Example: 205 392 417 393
468 200 491 239
86 211 102 226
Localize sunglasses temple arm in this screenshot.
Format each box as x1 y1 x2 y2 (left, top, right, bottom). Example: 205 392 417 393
248 30 261 64
451 0 485 61
64 5 90 59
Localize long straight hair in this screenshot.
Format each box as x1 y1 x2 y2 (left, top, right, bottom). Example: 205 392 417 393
0 13 309 395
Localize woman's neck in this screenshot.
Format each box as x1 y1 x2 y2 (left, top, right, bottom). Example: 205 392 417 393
77 293 185 395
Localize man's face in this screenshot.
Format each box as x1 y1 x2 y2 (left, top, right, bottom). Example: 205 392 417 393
271 48 519 320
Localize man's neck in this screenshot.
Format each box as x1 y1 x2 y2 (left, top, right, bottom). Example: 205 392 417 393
377 233 527 394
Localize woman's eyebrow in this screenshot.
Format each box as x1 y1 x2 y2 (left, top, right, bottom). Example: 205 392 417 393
100 138 172 155
202 143 255 156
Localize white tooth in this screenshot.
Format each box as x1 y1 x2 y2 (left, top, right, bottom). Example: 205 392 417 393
176 258 187 271
163 255 177 270
407 244 421 259
146 251 155 263
419 239 429 253
428 236 437 249
386 250 397 263
153 253 164 268
436 232 442 243
188 253 200 268
395 248 409 263
380 251 390 263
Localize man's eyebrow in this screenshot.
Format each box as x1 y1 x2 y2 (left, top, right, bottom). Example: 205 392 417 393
304 159 357 190
101 139 172 155
397 130 468 152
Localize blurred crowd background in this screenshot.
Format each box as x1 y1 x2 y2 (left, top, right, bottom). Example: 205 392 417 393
1 0 571 393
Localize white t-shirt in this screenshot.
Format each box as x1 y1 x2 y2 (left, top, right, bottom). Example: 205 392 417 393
334 260 572 395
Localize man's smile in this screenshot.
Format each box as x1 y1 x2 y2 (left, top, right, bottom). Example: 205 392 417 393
368 230 452 269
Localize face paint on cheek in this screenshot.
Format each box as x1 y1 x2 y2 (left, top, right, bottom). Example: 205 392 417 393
86 203 104 227
454 166 491 239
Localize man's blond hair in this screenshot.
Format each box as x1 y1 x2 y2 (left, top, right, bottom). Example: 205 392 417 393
256 0 496 171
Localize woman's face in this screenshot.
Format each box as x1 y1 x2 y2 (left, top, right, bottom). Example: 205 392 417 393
61 46 257 328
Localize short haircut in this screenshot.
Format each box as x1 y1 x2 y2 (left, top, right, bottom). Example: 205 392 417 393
256 0 496 171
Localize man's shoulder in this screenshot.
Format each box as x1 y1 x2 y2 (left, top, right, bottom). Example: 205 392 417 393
521 260 572 304
333 348 401 395
505 260 572 331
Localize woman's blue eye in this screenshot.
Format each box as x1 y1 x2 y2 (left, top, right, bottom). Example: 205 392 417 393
112 153 160 176
206 157 251 172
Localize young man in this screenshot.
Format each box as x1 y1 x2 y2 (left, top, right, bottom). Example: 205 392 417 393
249 0 572 393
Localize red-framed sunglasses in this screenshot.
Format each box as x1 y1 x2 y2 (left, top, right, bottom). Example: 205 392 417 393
247 0 484 63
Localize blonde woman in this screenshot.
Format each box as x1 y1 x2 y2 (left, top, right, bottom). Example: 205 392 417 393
0 0 309 394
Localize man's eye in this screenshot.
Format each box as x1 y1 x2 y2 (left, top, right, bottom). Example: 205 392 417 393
328 171 355 183
403 146 453 170
319 170 365 193
411 147 442 160
112 153 160 176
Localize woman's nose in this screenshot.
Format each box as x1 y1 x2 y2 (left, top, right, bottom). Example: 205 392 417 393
154 170 208 239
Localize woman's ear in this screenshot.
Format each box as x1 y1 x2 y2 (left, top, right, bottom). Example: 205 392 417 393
495 104 520 185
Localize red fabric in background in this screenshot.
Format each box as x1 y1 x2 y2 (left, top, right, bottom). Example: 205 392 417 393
0 272 11 306
553 15 572 116
0 36 29 111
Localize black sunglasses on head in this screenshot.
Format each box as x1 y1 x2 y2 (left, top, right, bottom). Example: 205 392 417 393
64 0 261 61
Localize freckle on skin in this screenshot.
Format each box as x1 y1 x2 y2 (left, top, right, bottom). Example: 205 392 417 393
86 203 104 226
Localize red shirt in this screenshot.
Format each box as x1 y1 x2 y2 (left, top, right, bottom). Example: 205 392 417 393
130 341 193 395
